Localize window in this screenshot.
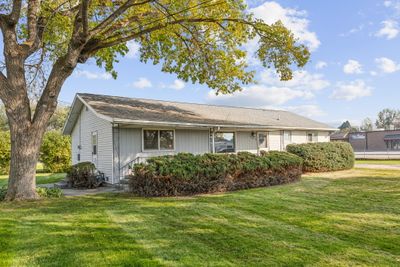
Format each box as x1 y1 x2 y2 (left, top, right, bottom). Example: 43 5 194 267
214 132 235 153
91 132 97 155
143 129 174 151
258 132 268 148
160 130 174 150
307 132 318 143
387 140 400 150
284 131 292 142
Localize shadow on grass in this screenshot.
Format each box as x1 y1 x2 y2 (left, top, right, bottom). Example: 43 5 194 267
1 172 400 266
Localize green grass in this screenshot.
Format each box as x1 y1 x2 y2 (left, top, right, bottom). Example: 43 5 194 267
1 169 400 266
356 159 400 165
0 173 65 187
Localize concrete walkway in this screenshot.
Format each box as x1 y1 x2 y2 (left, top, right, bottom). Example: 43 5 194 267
39 184 125 196
355 164 400 170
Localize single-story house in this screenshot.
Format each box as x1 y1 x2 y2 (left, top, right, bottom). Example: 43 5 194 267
330 131 349 142
63 93 335 184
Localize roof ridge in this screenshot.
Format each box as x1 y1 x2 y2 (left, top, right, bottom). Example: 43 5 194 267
77 92 290 113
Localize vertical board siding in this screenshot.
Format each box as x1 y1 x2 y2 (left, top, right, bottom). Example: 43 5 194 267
175 129 210 154
71 107 113 181
268 131 282 151
236 131 257 152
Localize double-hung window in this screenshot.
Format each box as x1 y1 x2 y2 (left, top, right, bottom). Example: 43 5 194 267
307 132 318 143
143 129 174 151
283 131 292 142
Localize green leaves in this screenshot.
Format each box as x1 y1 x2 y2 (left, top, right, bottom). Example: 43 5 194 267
12 0 310 94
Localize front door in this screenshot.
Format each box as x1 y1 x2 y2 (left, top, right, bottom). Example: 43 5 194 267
257 132 268 153
91 131 98 167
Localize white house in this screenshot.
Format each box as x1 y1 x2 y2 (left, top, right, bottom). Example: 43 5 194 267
63 93 335 184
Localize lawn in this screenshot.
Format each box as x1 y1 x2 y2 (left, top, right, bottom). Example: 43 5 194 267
356 159 400 165
1 169 400 266
0 173 66 187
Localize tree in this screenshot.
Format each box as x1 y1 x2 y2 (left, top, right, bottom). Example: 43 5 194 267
0 104 8 131
360 118 373 132
40 131 71 173
47 105 70 132
375 109 400 130
338 120 358 133
0 1 309 200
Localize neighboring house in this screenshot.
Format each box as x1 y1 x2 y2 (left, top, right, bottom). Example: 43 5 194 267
330 131 349 142
348 130 400 152
63 93 335 184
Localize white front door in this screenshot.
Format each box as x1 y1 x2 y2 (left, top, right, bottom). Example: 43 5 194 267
91 131 98 167
257 132 268 152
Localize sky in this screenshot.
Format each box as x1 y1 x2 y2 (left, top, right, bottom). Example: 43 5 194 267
58 0 400 127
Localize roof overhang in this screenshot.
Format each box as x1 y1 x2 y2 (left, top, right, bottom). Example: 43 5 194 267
63 93 336 135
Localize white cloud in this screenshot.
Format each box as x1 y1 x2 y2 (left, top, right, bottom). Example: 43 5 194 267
384 1 392 7
168 79 185 90
331 80 372 101
207 85 313 107
126 41 140 58
132 77 152 89
249 1 320 51
285 105 326 117
343 59 363 74
74 70 112 80
376 20 399 39
260 69 330 91
315 61 328 69
375 57 400 73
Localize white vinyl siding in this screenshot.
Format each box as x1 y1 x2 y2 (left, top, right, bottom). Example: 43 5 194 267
236 131 257 153
71 106 113 182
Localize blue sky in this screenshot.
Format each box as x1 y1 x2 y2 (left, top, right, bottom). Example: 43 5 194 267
60 0 400 127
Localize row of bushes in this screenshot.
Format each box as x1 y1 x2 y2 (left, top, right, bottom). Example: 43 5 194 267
129 151 303 197
0 130 71 175
287 142 354 172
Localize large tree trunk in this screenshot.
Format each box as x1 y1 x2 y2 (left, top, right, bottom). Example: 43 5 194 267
5 122 46 201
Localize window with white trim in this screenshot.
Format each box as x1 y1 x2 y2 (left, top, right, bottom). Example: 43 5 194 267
143 129 174 151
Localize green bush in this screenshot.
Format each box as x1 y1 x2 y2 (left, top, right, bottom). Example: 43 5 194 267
286 142 354 172
36 187 63 198
66 162 100 188
129 152 303 197
40 131 71 173
0 131 10 175
0 186 7 201
1 186 63 201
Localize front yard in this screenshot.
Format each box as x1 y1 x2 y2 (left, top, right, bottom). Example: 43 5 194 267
0 173 65 187
1 168 400 266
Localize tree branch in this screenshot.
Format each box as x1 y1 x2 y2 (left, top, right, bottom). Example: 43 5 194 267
8 0 23 25
81 0 90 37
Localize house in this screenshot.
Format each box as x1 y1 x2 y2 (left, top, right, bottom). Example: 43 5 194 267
347 130 400 152
63 93 335 184
330 131 349 142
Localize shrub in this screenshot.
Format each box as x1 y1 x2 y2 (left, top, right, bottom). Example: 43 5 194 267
36 187 63 198
129 152 303 197
40 131 71 173
286 142 354 172
66 162 100 188
0 186 7 201
1 186 63 201
0 131 10 175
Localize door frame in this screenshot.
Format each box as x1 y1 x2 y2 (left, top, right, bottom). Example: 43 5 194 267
257 131 269 153
91 131 98 167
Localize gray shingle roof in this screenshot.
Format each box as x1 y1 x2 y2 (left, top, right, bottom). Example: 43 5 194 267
76 93 334 130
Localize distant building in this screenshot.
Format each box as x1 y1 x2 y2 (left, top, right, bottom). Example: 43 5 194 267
330 130 400 152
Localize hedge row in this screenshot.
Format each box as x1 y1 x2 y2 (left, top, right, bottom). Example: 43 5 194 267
129 152 303 197
286 142 354 172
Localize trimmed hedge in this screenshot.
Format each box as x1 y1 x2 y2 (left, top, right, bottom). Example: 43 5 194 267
129 151 303 197
286 142 354 172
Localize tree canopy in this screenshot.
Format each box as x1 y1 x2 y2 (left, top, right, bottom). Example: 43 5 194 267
0 0 310 200
375 108 400 130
